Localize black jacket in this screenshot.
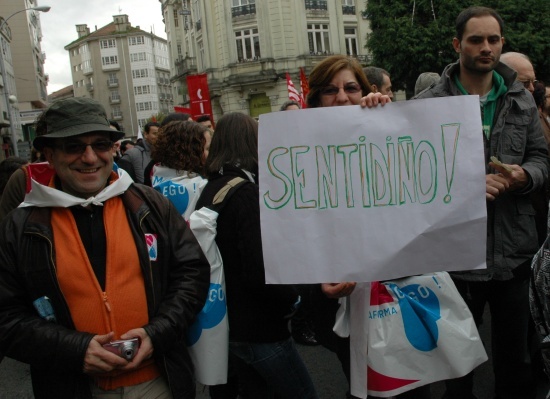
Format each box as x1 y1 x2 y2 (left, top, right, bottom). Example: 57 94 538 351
0 184 210 398
196 166 297 343
416 61 548 280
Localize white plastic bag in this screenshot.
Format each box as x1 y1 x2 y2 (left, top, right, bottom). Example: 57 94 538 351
350 272 487 398
187 207 229 385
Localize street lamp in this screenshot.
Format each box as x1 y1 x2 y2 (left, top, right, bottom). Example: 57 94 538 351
0 5 51 157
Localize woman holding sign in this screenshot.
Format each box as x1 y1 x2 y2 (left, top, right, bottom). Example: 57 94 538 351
306 55 430 399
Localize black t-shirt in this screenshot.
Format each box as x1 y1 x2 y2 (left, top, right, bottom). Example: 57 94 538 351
70 205 107 291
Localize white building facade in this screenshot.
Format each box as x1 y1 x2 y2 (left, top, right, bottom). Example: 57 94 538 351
160 0 371 119
0 18 23 160
65 15 173 136
0 0 48 159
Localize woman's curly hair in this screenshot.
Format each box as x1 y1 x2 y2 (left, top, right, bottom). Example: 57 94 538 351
151 121 208 175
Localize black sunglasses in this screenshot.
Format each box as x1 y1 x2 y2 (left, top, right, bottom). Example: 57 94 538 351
56 140 114 155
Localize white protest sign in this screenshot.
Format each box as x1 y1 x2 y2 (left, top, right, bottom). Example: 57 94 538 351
258 96 487 284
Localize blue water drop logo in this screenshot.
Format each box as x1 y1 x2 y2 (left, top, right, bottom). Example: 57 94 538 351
387 283 441 352
155 181 190 216
186 283 227 346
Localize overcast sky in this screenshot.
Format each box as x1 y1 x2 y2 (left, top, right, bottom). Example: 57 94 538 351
39 0 166 93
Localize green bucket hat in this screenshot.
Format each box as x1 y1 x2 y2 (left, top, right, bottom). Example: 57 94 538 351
33 97 125 151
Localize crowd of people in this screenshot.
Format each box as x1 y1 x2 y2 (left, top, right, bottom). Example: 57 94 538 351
0 5 550 399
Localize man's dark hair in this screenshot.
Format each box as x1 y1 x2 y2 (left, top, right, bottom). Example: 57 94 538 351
120 140 135 153
196 115 212 123
533 81 546 110
363 66 389 90
144 121 160 133
279 100 301 111
109 120 121 131
455 6 504 41
161 113 192 127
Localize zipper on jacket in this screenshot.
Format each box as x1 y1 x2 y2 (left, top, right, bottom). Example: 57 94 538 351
103 292 112 312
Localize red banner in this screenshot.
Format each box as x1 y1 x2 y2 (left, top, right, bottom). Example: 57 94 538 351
186 74 213 122
174 106 193 115
300 67 309 109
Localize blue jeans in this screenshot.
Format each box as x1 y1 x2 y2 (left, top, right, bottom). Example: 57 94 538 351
229 338 318 399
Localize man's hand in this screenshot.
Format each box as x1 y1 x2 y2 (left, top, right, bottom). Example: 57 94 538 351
360 92 391 108
486 162 529 200
83 332 128 375
119 328 153 371
321 282 356 298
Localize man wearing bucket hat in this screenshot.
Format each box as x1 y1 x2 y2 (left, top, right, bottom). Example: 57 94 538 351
0 97 210 399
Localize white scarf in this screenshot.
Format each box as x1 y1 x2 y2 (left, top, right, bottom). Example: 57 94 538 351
19 168 133 208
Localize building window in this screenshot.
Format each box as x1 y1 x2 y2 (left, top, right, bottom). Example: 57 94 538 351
112 106 122 118
136 101 153 111
130 52 147 62
232 0 255 17
110 90 120 101
107 73 118 85
173 9 179 27
81 60 92 72
177 43 182 56
134 85 151 95
128 36 145 46
344 28 358 55
235 28 261 62
132 69 149 79
307 24 330 54
101 56 118 66
194 0 202 26
198 40 204 70
342 0 355 15
100 39 116 49
305 0 328 11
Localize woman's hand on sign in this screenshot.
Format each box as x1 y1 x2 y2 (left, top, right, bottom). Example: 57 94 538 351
322 282 357 298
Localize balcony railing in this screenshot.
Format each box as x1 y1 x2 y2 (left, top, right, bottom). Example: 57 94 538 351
342 5 355 15
305 0 327 11
174 56 197 77
232 4 256 18
111 113 123 120
353 54 371 64
86 83 94 92
110 96 120 104
107 79 119 87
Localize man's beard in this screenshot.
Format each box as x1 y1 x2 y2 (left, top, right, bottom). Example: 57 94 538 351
462 55 498 75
